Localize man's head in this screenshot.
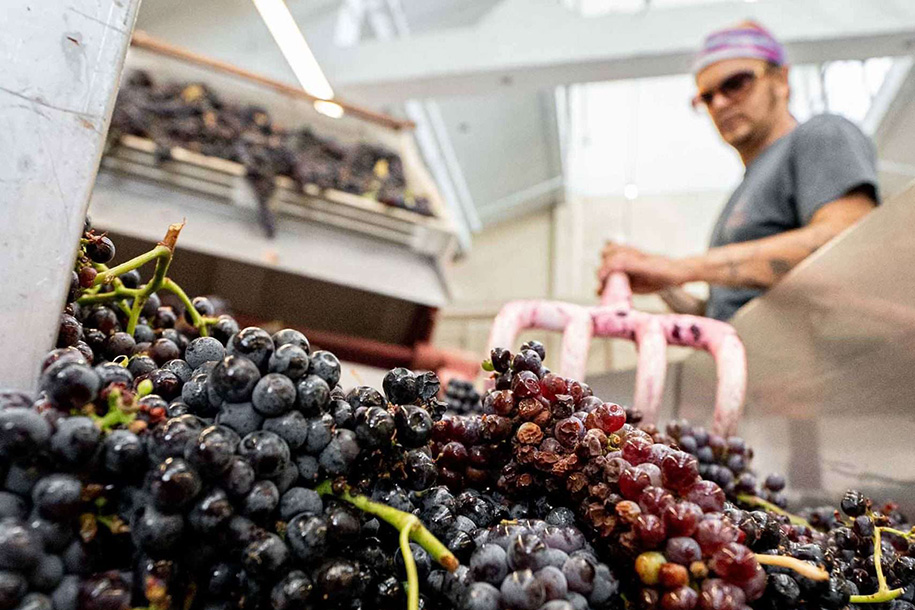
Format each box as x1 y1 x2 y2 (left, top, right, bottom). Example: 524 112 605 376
693 22 792 153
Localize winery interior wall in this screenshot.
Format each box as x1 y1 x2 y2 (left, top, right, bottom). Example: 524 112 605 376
434 190 729 376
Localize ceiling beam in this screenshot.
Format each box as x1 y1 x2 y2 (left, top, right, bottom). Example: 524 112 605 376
320 0 915 102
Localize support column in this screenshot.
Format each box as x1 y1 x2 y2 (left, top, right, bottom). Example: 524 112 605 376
0 0 143 390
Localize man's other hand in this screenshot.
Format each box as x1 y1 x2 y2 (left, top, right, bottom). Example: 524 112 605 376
597 242 690 295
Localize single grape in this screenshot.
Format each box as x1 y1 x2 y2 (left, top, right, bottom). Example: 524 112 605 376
227 327 275 371
272 328 310 353
500 569 545 610
251 373 296 416
463 582 500 610
470 544 509 585
262 410 308 451
0 570 27 610
241 480 280 521
238 431 290 478
215 402 263 437
31 475 82 522
268 344 309 380
130 505 184 556
303 414 334 454
308 350 341 387
188 488 234 534
38 364 100 410
102 429 146 476
242 533 288 577
0 520 43 570
383 367 418 404
184 425 237 476
295 375 330 416
185 337 226 370
286 515 327 563
148 458 202 512
209 355 260 403
279 488 323 521
318 429 360 476
86 236 115 264
270 570 313 610
28 554 63 592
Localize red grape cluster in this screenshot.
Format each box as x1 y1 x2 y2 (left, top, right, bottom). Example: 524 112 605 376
425 345 911 610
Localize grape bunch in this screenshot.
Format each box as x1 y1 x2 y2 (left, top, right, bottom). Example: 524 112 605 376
109 71 436 239
660 421 787 509
444 380 482 415
447 518 621 610
427 343 915 609
5 219 915 610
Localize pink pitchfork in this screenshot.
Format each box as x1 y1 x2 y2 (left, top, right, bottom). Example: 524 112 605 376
487 272 747 435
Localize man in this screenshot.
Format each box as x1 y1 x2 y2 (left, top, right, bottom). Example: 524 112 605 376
598 22 879 320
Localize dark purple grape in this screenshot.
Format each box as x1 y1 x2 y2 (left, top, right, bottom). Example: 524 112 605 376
184 425 237 476
295 375 330 416
286 515 327 564
0 409 52 459
148 458 201 512
251 373 296 416
209 355 260 403
86 236 115 264
242 533 288 577
383 367 417 404
268 344 309 380
238 431 290 478
270 570 313 610
500 569 545 610
308 350 341 387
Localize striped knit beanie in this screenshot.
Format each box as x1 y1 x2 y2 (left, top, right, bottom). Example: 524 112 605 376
693 21 787 74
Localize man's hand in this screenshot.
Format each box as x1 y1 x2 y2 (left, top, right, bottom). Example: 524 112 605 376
597 242 691 294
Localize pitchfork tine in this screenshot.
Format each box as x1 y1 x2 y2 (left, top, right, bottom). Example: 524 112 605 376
488 272 746 435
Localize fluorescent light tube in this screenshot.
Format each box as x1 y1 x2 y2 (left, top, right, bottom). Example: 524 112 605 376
252 0 335 100
314 100 345 119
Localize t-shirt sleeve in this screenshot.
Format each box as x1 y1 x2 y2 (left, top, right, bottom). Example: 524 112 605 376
792 115 879 225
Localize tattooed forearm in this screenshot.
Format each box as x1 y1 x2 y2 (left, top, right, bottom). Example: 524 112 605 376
679 193 875 290
768 258 793 278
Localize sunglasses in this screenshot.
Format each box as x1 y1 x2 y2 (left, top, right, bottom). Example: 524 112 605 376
691 69 763 111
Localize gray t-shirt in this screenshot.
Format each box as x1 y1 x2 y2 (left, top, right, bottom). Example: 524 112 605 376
706 114 879 321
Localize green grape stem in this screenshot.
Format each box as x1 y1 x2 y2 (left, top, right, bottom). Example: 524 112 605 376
74 222 212 336
94 387 136 431
754 554 828 581
880 526 915 541
735 494 813 529
850 526 905 604
400 516 420 610
160 278 213 336
315 480 459 572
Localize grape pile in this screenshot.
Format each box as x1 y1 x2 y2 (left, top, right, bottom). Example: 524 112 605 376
3 220 915 610
444 380 482 415
661 421 787 510
455 518 620 610
109 71 434 238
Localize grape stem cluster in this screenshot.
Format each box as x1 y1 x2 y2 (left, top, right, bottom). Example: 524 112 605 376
77 222 217 336
740 494 908 602
847 526 911 604
315 480 459 610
